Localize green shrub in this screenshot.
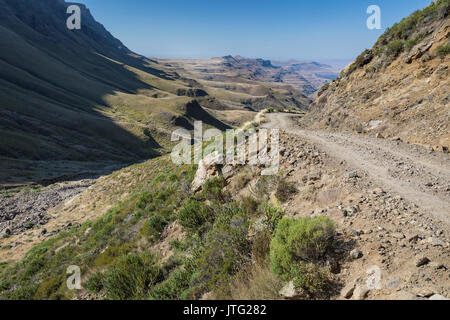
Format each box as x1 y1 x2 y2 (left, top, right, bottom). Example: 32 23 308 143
436 44 450 58
270 216 335 268
148 267 191 300
385 40 404 57
86 272 104 294
201 177 228 201
405 32 426 51
263 204 284 233
195 210 250 297
141 214 168 241
103 252 162 300
270 216 335 297
270 216 335 274
34 275 65 300
291 263 331 298
178 198 212 232
241 196 261 216
136 191 153 209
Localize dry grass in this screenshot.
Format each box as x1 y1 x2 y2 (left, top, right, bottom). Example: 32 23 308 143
231 264 283 300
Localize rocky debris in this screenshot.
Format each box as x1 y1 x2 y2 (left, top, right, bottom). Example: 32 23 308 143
263 116 450 301
353 285 370 300
345 171 359 179
191 151 224 192
427 237 445 247
386 277 402 289
415 257 431 267
341 279 358 299
279 281 302 299
0 180 94 237
404 41 433 64
350 249 363 260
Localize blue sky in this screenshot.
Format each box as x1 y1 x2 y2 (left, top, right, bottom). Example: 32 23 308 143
78 0 432 61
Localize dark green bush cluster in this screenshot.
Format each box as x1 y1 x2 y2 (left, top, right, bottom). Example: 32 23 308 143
178 198 212 232
270 216 335 297
405 32 426 51
141 214 168 241
193 206 251 297
102 252 162 300
385 40 405 58
263 204 284 234
86 272 104 294
436 44 450 58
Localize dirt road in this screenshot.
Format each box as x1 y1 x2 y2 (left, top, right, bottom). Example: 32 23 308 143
264 113 450 227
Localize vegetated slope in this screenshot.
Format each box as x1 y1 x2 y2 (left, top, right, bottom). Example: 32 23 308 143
0 128 343 301
304 0 450 150
0 0 233 186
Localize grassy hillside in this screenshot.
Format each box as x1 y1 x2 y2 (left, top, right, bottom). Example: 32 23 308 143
0 0 229 186
0 146 337 300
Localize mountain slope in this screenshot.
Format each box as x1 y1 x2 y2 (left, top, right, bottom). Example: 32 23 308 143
0 0 232 186
304 0 450 149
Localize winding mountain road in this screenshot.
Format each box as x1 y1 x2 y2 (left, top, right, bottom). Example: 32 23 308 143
263 113 450 227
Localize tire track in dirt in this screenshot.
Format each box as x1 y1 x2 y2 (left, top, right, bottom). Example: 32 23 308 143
264 113 450 227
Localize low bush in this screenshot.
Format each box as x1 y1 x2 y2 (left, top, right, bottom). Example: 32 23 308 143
103 252 162 300
194 209 251 297
178 198 212 232
201 177 228 202
385 40 404 57
271 216 335 269
270 216 335 297
405 32 426 51
275 179 297 202
141 214 168 241
436 44 450 58
86 272 104 294
263 204 284 234
252 229 272 266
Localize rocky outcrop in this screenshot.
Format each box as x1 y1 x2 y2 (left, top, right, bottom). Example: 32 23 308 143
304 0 450 149
191 151 224 192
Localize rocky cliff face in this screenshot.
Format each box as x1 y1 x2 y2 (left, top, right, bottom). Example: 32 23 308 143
305 0 450 149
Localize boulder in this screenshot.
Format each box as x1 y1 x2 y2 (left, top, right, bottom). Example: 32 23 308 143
279 281 303 299
341 279 359 299
191 151 224 192
353 285 369 300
